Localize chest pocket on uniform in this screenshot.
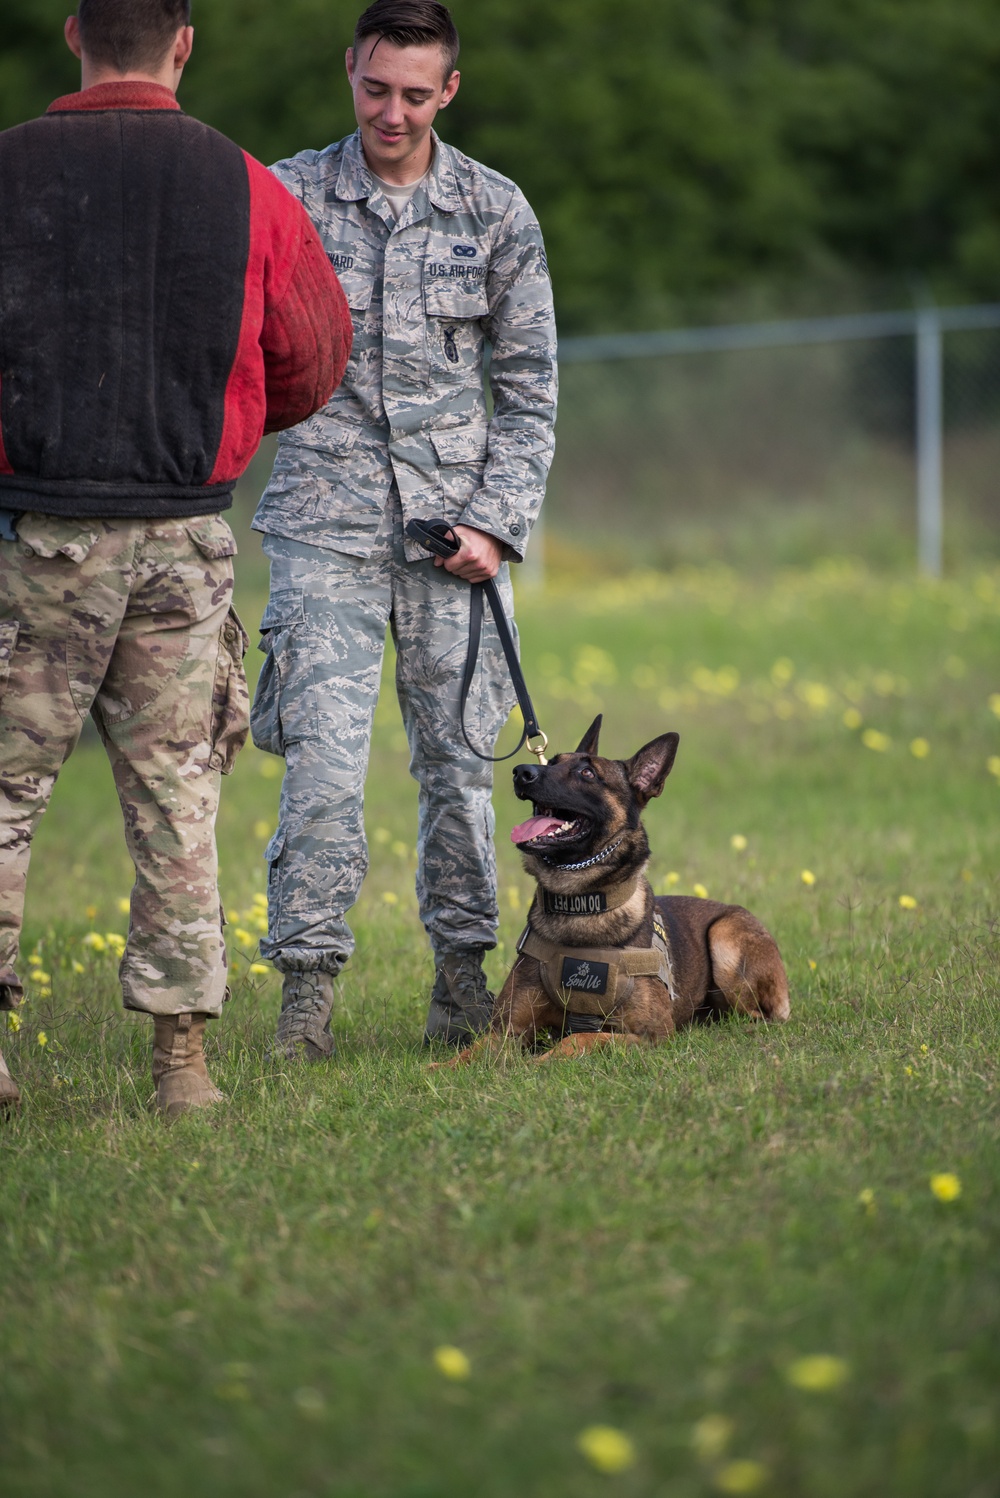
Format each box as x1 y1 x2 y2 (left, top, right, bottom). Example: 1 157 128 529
336 263 375 313
424 276 489 376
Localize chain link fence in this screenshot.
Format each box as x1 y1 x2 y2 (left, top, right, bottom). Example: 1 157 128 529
546 305 1000 575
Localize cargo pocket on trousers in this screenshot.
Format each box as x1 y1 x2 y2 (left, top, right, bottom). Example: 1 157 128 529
0 619 18 708
210 607 250 774
251 634 284 756
250 588 318 755
264 827 285 929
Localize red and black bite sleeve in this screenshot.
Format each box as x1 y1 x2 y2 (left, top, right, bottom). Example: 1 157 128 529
248 157 352 435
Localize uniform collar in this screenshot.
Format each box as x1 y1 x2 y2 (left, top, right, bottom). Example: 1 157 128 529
334 129 462 214
47 81 181 113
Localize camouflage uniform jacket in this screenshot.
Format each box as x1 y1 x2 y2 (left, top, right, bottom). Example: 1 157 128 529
252 130 557 563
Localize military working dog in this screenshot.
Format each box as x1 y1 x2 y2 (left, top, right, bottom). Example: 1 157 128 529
439 716 789 1064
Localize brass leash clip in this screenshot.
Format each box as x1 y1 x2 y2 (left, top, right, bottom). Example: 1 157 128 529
526 731 549 767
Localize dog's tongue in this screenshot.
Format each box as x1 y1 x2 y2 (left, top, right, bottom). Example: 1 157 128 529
511 814 564 845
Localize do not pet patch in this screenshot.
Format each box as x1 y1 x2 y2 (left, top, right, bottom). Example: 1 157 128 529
544 890 608 916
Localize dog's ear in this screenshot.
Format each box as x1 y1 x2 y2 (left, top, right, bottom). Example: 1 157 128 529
625 732 679 806
575 714 603 756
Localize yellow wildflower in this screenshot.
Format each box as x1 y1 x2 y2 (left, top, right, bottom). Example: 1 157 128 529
577 1425 636 1474
842 708 862 730
800 869 816 887
117 896 131 914
373 827 392 844
37 1031 48 1048
898 894 918 910
85 904 98 920
771 658 794 685
253 819 272 840
786 1355 849 1392
693 883 709 899
857 1188 875 1213
82 932 107 952
861 728 891 753
30 970 51 984
799 681 831 711
988 693 1000 719
715 1460 768 1494
665 871 680 886
433 1345 470 1380
808 959 817 971
382 891 399 905
27 953 42 967
71 961 84 974
7 1012 21 1032
234 928 254 946
987 756 1000 780
930 1173 961 1203
249 963 268 976
252 892 268 908
730 834 748 852
692 1414 733 1462
909 738 930 759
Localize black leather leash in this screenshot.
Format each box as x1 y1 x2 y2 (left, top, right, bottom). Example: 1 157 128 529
404 517 549 765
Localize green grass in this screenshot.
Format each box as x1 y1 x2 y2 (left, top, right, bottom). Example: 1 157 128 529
2 545 999 1497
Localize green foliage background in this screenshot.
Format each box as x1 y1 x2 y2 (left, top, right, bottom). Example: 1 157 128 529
3 0 1000 330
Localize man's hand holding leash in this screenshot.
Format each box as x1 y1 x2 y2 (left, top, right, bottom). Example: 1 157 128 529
433 524 503 582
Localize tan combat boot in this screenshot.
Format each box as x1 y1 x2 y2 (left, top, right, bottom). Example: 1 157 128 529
152 1013 224 1120
267 971 335 1062
423 950 495 1047
0 1047 21 1113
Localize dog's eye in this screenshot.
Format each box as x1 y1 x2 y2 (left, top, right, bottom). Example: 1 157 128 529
579 765 596 780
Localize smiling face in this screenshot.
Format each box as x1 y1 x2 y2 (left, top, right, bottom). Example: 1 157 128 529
345 34 459 184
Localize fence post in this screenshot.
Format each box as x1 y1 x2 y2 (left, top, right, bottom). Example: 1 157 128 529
915 307 943 577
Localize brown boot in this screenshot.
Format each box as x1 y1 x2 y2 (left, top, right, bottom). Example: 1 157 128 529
152 1013 223 1120
266 971 336 1063
423 950 495 1047
0 1047 20 1114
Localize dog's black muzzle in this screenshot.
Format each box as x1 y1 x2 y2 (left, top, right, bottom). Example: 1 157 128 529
513 763 542 801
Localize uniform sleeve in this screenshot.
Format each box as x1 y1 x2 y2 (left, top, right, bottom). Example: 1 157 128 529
248 157 353 435
456 187 558 561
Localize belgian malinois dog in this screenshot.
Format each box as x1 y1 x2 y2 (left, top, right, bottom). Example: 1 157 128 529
438 716 789 1064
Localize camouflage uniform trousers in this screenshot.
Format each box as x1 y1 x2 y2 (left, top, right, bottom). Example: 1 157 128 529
0 513 249 1017
251 490 517 974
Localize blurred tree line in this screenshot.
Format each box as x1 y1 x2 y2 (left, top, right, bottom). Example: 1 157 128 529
3 0 1000 331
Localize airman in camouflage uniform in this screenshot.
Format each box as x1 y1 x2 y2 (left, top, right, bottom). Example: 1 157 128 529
251 1 557 1051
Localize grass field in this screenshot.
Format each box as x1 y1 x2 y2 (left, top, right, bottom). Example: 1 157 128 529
2 532 999 1497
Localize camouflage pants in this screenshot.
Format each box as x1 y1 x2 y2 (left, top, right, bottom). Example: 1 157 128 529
0 513 249 1017
252 492 516 973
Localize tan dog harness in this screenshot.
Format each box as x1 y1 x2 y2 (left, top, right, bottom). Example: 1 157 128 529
516 911 675 1017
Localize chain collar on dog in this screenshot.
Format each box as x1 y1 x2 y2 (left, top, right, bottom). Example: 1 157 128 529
539 834 625 871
